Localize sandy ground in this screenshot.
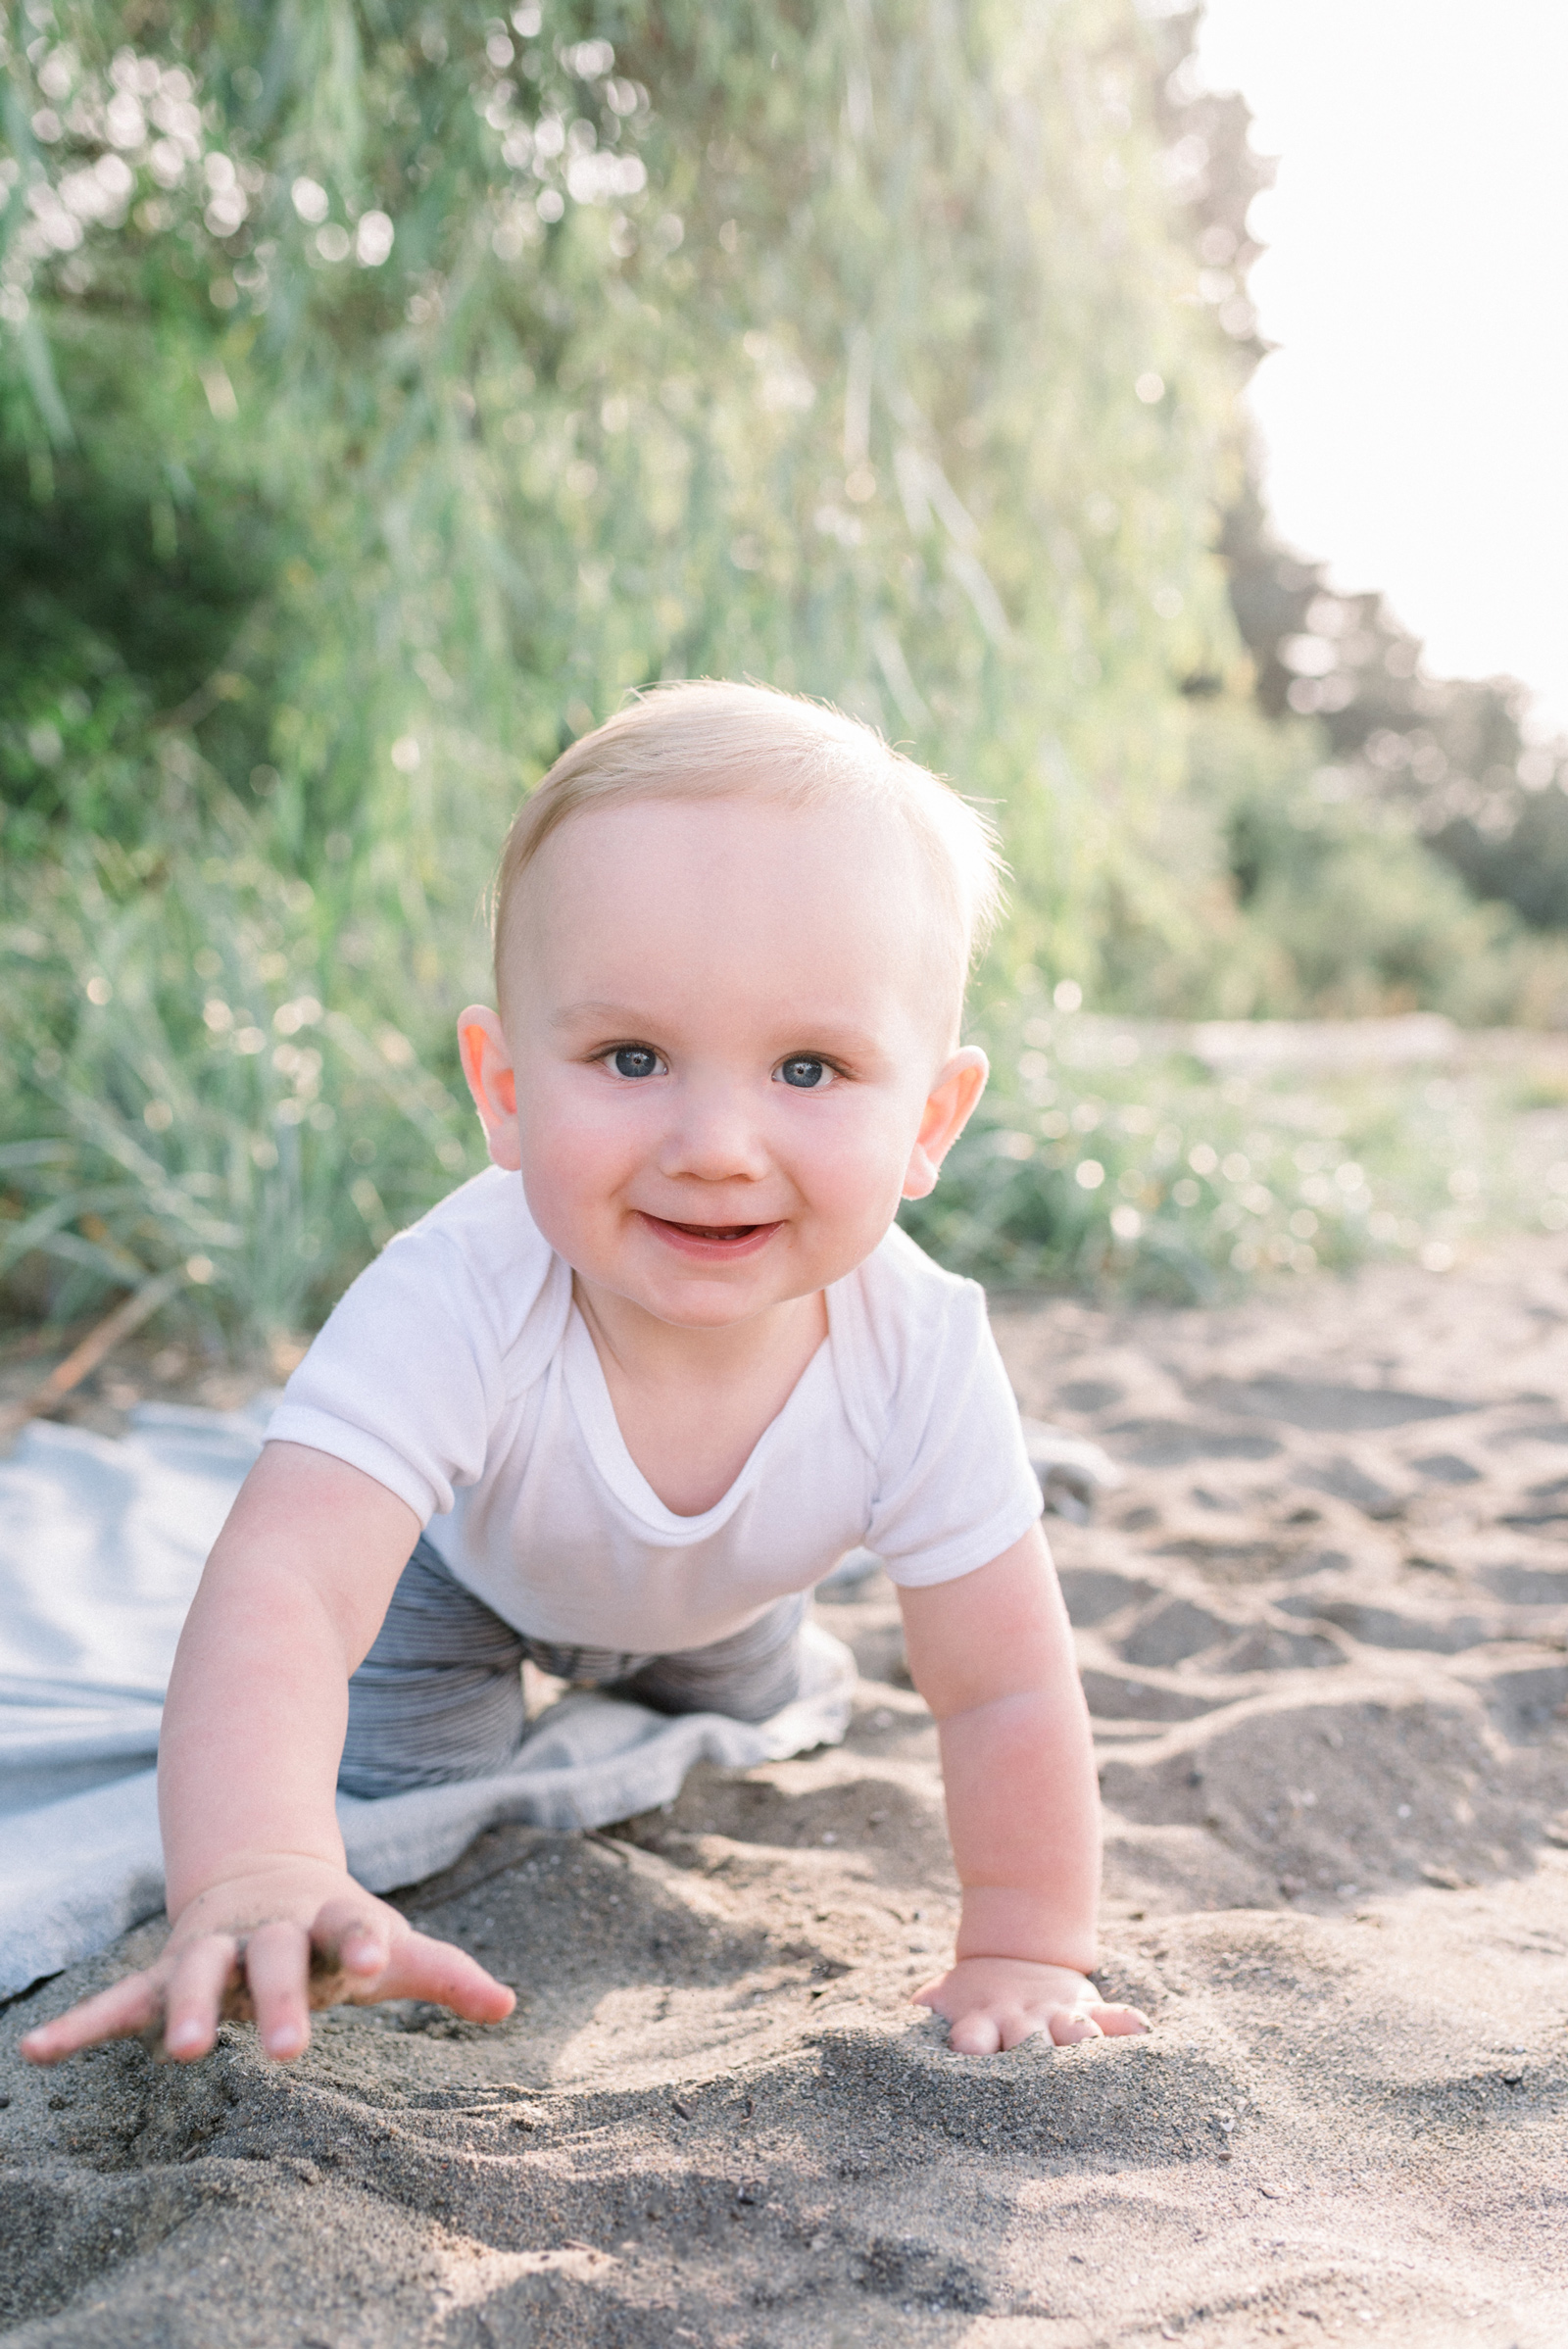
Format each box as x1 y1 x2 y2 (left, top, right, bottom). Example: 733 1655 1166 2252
3 1240 1568 2347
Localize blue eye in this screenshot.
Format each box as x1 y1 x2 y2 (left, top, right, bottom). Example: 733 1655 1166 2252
777 1055 831 1090
611 1046 662 1080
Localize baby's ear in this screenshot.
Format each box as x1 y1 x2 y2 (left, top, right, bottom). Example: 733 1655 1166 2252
457 1006 522 1171
903 1047 988 1200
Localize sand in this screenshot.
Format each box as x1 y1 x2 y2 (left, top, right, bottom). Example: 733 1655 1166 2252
3 1239 1567 2347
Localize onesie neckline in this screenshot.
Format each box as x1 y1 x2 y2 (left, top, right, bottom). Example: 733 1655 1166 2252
562 1298 838 1537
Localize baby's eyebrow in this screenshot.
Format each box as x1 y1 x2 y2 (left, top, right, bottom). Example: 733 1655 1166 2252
772 1024 885 1062
549 1001 653 1030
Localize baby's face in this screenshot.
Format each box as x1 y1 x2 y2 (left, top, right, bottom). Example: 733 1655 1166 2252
462 794 985 1333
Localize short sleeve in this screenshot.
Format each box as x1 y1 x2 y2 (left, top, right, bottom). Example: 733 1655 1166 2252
853 1242 1044 1587
264 1170 561 1523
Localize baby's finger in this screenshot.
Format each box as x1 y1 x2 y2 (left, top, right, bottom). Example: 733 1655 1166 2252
20 1970 163 2065
377 1928 515 2022
1050 2008 1104 2046
241 1921 315 2061
309 1898 392 1990
910 1975 960 2018
161 1935 244 2061
1088 2000 1151 2037
947 2011 1004 2056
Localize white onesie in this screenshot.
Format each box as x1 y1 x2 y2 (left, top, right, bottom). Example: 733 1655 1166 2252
268 1167 1044 1652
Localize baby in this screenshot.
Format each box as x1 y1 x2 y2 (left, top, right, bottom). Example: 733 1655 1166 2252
25 682 1146 2069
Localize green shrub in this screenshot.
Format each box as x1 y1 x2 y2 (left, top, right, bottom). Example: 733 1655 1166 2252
1085 702 1568 1027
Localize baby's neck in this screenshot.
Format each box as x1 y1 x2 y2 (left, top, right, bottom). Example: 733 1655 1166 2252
571 1279 828 1518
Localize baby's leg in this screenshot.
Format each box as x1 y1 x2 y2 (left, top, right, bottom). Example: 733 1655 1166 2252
339 1539 528 1796
612 1593 809 1724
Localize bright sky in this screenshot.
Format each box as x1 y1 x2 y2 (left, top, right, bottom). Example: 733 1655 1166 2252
1195 1 1568 737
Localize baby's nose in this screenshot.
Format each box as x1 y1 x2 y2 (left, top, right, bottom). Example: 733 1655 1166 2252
658 1083 770 1180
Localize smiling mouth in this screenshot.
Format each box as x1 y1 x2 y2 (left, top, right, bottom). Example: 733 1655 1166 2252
641 1213 779 1249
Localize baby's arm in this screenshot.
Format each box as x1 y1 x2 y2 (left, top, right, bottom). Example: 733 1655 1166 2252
22 1442 513 2067
899 1523 1148 2054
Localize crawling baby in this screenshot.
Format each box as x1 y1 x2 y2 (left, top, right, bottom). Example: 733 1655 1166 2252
25 681 1147 2069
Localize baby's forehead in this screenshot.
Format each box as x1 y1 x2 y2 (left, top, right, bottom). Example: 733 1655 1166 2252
504 791 961 1045
546 785 936 898
561 779 888 843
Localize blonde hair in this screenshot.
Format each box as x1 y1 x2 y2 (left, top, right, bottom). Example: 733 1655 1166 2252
493 681 1004 1028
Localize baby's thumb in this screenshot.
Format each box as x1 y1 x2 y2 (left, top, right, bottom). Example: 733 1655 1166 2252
1090 2001 1151 2037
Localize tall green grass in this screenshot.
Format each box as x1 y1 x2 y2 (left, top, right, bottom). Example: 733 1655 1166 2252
1 808 483 1359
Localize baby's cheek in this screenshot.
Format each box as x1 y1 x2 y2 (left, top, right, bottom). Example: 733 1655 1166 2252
516 1139 598 1253
522 1092 619 1186
797 1109 912 1212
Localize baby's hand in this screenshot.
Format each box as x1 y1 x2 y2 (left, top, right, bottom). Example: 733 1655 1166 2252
913 1955 1149 2055
20 1858 514 2069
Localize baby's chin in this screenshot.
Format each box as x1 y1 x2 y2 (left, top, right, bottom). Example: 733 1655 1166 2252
569 1237 838 1334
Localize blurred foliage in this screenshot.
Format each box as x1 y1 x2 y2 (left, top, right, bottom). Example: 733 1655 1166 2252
2 0 1566 1349
1119 700 1568 1028
1 809 478 1343
1221 481 1568 950
1 0 1245 954
1141 26 1568 1015
901 990 1536 1301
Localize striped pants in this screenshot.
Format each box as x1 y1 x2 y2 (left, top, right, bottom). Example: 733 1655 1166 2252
338 1536 809 1798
